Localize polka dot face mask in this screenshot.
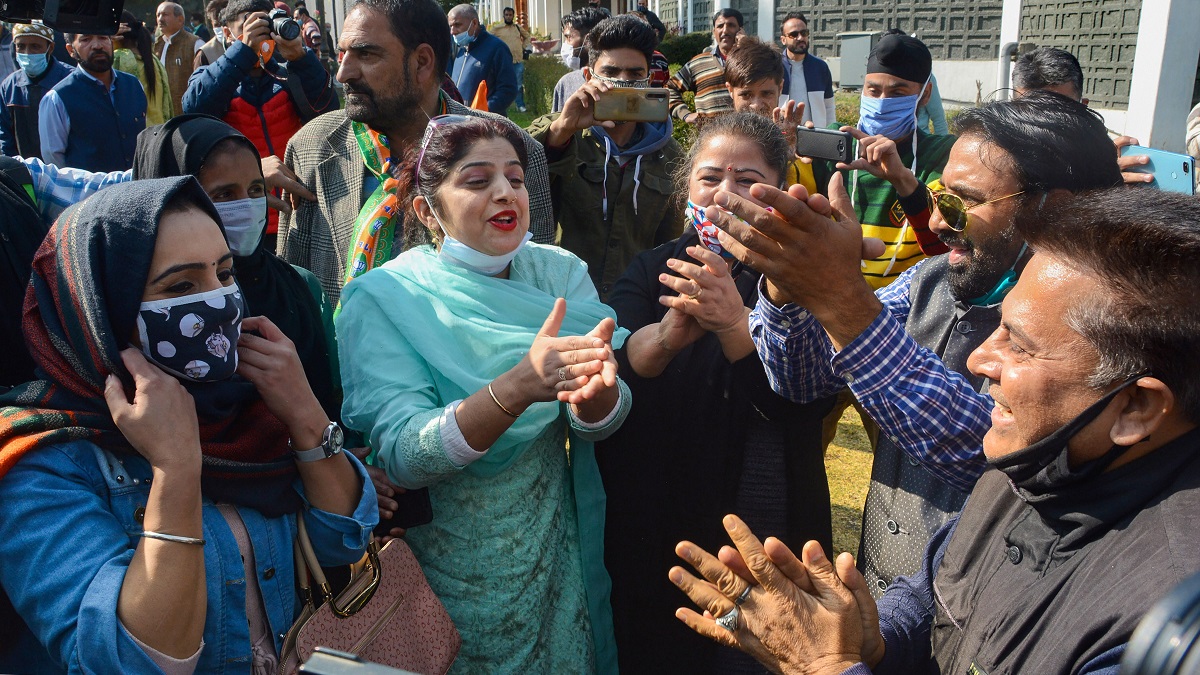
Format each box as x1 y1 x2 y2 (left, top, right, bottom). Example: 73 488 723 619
135 284 245 382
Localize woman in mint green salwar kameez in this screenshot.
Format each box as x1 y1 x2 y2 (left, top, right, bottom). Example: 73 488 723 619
337 116 630 674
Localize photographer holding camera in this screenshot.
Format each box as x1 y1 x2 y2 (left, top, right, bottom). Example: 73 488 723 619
182 0 338 250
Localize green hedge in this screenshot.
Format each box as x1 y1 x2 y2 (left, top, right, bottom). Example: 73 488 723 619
523 55 571 116
659 31 712 67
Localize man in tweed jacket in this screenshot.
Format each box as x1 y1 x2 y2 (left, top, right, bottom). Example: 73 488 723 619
277 0 554 303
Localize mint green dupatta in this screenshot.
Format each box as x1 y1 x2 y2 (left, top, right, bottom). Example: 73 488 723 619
339 242 625 673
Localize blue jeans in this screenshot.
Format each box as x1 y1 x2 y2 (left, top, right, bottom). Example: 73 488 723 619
514 61 526 108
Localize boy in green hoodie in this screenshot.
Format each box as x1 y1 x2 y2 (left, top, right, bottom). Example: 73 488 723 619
527 15 682 301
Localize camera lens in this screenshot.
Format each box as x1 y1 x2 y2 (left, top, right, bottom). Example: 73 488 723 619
1184 162 1190 175
268 9 301 41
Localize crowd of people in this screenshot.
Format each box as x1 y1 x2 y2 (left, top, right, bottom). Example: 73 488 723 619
0 1 1198 674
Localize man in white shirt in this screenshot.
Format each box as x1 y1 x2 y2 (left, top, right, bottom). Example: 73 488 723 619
779 10 835 128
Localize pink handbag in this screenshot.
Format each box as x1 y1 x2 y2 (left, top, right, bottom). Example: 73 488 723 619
279 518 461 675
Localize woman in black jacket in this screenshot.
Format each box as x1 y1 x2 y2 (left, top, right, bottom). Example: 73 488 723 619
597 112 836 675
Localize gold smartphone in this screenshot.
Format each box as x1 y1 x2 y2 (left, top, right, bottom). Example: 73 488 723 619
593 87 670 123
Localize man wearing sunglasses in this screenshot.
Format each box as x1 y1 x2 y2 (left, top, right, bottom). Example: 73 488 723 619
778 11 834 128
527 15 681 300
715 93 1122 598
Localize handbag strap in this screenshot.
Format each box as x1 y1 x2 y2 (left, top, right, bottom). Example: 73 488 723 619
295 517 334 604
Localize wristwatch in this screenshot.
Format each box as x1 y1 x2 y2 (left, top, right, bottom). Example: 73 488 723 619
290 421 344 463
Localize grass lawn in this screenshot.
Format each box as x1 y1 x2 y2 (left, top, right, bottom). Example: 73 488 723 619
824 406 874 557
508 110 537 128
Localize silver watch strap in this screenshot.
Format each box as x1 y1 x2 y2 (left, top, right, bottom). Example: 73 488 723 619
292 444 330 462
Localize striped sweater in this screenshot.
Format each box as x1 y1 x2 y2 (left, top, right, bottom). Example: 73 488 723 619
667 45 733 121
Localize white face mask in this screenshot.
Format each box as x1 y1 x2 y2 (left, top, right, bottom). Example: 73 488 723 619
214 197 268 257
430 208 532 276
559 41 580 70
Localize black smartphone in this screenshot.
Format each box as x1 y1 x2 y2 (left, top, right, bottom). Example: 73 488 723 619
373 486 433 536
795 126 855 164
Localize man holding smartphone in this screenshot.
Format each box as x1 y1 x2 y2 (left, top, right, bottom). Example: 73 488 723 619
527 15 682 300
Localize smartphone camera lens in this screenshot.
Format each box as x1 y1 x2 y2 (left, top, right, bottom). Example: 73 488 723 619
1184 162 1190 175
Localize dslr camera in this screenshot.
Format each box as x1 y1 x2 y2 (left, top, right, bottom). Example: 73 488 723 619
267 8 301 41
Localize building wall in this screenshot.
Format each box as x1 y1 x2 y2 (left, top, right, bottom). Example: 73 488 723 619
1019 0 1141 110
775 0 1004 60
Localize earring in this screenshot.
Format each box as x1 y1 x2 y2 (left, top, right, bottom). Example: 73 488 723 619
431 229 442 247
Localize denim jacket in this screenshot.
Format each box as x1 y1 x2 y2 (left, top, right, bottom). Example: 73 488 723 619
0 439 378 674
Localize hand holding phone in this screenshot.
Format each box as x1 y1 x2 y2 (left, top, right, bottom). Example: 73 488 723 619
795 126 854 163
1118 144 1195 194
593 87 670 123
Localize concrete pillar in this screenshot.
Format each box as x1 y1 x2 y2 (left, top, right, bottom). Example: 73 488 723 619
993 0 1023 98
1125 0 1200 150
756 0 773 41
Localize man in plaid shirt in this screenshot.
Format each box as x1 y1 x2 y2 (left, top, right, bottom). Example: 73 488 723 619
716 93 1123 594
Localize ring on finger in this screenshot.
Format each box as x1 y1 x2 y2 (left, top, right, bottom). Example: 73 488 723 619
715 606 739 632
687 288 703 301
734 585 752 607
557 367 568 381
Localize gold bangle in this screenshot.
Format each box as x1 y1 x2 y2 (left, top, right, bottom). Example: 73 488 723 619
488 383 520 418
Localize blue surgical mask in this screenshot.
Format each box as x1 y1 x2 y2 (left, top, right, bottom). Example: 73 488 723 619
136 284 245 382
858 83 925 139
431 208 532 276
16 52 48 78
213 197 268 257
452 29 475 48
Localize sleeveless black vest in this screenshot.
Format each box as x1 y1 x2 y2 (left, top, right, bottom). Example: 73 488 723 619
857 256 1001 597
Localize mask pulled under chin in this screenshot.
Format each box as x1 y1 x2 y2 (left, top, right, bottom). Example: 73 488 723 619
136 284 245 383
431 204 533 278
987 375 1146 502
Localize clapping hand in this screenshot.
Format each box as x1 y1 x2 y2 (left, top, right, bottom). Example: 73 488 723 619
668 515 884 675
520 298 615 405
658 245 746 337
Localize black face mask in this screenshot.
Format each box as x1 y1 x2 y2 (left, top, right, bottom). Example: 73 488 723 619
988 375 1147 503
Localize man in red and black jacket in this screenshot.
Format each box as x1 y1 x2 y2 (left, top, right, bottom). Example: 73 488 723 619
182 0 338 249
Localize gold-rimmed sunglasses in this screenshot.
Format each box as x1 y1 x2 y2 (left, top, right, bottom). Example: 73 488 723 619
927 187 1025 232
